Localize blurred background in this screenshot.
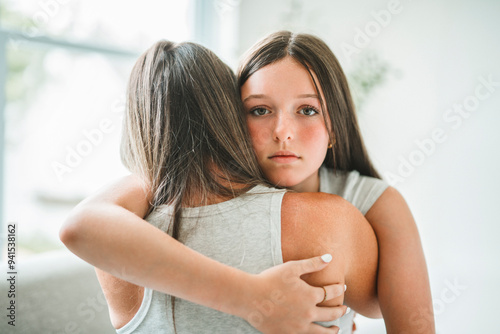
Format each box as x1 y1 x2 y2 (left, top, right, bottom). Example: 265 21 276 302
0 0 499 332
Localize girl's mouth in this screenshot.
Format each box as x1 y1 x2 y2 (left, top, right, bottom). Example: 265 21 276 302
269 151 300 163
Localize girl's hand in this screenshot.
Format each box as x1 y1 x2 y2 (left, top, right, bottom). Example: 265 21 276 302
242 255 347 334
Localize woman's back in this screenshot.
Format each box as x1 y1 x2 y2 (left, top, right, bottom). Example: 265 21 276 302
111 185 377 333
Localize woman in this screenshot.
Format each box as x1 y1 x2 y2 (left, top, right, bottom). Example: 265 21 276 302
61 40 379 333
238 31 434 333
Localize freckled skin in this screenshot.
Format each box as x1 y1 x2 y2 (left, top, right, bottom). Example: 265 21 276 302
241 57 330 192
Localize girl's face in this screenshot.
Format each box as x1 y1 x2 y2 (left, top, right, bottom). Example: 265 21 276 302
241 57 330 192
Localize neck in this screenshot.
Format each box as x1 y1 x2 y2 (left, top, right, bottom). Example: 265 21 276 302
289 171 320 193
182 162 250 207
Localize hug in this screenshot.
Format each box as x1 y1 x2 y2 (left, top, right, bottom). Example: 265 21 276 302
60 31 434 334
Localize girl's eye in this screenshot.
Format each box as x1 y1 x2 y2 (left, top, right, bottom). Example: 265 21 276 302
299 107 319 116
250 108 270 116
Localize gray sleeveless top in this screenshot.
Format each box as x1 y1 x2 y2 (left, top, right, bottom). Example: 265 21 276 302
320 167 389 215
116 185 355 333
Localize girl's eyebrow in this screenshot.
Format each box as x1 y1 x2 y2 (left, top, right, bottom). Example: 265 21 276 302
297 94 319 99
242 94 268 103
243 93 319 103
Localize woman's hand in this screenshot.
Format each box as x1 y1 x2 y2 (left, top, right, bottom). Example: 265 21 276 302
241 255 347 334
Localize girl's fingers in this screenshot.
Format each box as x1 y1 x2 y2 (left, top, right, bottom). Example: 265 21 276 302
318 283 346 304
309 323 340 334
314 304 348 323
291 254 333 276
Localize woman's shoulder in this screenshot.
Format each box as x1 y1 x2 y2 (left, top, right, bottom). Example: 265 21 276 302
280 191 379 312
281 192 365 237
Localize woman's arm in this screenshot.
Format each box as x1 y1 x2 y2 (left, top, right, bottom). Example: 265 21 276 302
60 175 345 334
365 186 435 333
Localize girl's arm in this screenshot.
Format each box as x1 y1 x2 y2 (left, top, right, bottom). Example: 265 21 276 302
365 186 435 333
60 175 345 334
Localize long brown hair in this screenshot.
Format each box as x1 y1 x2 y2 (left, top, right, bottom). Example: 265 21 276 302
121 40 267 237
238 31 381 178
121 40 269 331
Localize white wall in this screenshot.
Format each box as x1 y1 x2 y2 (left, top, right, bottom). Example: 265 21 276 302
236 0 500 332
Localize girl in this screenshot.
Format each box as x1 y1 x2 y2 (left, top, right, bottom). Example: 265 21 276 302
238 31 434 333
61 40 380 333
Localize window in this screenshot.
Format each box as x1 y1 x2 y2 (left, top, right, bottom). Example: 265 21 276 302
0 0 196 257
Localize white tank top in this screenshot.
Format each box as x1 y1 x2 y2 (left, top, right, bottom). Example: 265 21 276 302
116 185 356 333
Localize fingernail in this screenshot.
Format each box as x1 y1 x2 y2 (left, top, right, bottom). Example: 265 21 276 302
321 254 332 263
346 307 351 314
344 284 347 291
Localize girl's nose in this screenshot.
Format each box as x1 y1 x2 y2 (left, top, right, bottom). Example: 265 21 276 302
273 113 294 142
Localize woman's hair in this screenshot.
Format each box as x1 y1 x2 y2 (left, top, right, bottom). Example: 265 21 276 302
121 40 267 238
238 31 381 178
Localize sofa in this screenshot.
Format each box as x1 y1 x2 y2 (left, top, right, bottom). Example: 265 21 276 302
0 249 115 333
